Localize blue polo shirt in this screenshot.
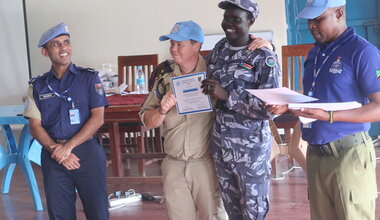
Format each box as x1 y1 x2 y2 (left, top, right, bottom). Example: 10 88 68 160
302 27 380 145
31 63 108 140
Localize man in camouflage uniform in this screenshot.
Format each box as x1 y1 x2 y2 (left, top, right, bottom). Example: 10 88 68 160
202 0 280 219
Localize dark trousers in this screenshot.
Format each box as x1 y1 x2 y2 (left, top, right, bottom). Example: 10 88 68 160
41 138 109 220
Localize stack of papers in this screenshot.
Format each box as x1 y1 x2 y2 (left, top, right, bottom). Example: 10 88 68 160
246 88 362 123
246 87 317 104
288 102 362 123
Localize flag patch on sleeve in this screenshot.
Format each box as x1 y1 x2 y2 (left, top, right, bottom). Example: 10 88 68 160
376 70 380 79
95 83 104 95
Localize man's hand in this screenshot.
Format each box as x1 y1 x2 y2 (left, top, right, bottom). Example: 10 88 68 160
61 153 81 170
201 78 229 101
265 103 288 115
288 108 330 121
248 35 274 51
51 143 74 164
159 93 177 114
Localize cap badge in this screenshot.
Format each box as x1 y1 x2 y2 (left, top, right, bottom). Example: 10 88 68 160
171 24 180 33
64 25 69 32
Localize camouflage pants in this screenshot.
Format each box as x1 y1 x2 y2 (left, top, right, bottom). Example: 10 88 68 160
212 145 271 220
216 156 269 220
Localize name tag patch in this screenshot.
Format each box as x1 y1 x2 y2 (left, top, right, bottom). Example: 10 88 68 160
39 93 55 100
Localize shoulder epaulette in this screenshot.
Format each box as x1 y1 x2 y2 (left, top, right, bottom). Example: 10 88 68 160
77 67 97 74
153 60 174 79
28 73 47 84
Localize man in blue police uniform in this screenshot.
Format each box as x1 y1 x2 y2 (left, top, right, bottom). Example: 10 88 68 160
267 0 380 219
23 22 109 220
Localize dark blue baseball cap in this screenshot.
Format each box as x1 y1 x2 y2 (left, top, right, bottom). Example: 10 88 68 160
38 22 70 48
159 20 204 43
297 0 346 19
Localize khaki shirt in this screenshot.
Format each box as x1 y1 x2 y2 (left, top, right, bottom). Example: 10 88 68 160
23 85 42 120
139 55 214 161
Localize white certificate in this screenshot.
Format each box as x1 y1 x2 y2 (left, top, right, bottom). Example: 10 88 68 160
246 87 318 104
288 101 362 124
171 72 212 115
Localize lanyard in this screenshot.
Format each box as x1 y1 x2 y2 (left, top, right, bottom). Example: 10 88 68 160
45 73 78 108
308 44 341 97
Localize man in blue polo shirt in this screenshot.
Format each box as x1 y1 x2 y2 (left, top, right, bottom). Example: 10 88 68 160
267 0 380 219
23 22 109 220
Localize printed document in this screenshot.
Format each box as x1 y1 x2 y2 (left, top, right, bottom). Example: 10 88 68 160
171 72 212 115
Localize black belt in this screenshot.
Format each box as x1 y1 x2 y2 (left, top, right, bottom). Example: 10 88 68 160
54 136 95 144
309 132 370 157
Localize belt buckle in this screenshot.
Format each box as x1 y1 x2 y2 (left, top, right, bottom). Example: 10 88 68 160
56 139 66 144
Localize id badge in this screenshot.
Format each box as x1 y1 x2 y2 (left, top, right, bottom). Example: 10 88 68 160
303 122 312 129
69 109 80 125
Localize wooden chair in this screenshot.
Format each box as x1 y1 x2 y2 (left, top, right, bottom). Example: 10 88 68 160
281 43 314 93
118 54 158 91
271 44 314 177
101 54 163 177
270 120 307 178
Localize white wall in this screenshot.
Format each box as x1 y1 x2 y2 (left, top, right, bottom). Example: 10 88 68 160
26 0 287 76
0 0 30 105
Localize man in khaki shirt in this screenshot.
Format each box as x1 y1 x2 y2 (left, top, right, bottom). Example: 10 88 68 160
139 21 227 220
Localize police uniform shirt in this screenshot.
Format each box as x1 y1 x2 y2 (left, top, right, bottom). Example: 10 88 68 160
302 27 380 145
24 63 108 140
139 55 214 161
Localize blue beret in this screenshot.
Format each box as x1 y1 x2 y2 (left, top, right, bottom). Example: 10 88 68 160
38 22 70 48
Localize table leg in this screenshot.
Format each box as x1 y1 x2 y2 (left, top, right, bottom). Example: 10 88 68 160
1 125 43 211
109 122 123 177
137 128 145 176
19 125 43 210
1 125 17 193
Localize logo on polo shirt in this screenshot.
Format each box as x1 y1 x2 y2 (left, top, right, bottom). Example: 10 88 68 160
329 56 342 74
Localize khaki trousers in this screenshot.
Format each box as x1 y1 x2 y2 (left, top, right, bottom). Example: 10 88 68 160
162 156 227 220
307 133 377 220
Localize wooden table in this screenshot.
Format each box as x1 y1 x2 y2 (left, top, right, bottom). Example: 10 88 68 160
104 94 164 182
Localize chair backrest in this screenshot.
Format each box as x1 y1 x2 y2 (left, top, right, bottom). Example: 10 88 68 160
281 44 314 92
118 54 158 91
199 50 211 57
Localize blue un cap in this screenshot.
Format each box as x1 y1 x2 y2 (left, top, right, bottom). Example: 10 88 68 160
159 21 204 43
38 22 70 48
297 0 346 19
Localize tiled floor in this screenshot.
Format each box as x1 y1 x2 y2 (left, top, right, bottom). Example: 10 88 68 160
0 151 379 220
